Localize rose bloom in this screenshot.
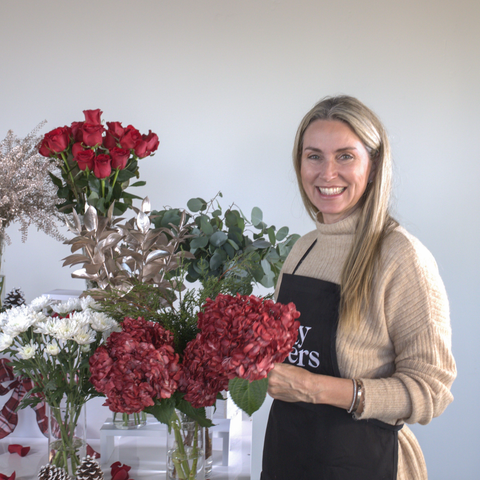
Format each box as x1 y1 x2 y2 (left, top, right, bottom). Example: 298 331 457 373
75 148 95 171
83 109 103 125
119 125 142 149
70 121 84 142
39 126 71 155
81 123 105 147
110 147 130 170
93 154 112 178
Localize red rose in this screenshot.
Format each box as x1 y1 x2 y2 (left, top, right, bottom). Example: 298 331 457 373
83 109 103 125
75 149 95 171
143 130 160 155
39 126 71 155
72 142 84 158
106 121 125 139
134 139 147 158
119 125 141 149
93 154 112 178
70 121 84 142
110 147 130 170
38 138 53 157
82 124 105 147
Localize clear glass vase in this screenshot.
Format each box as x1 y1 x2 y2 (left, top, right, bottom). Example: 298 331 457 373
204 406 213 479
48 401 86 477
113 411 147 429
167 410 205 480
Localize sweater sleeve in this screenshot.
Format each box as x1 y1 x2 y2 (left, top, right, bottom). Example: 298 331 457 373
356 232 456 425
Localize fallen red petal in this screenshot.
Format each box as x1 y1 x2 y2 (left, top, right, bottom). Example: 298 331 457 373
8 444 29 456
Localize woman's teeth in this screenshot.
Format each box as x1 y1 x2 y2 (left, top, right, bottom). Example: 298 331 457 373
318 187 346 195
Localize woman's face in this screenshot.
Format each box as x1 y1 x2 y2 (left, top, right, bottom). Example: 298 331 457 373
300 119 374 224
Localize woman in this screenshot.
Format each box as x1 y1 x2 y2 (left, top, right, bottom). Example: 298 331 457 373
262 96 456 480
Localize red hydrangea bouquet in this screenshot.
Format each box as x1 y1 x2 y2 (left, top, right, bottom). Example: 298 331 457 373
89 293 300 418
38 109 159 216
89 293 299 479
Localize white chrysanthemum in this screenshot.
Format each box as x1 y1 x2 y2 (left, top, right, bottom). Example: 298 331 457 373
29 295 53 312
48 317 81 341
18 341 37 360
51 297 82 316
79 296 98 311
0 333 13 351
1 305 39 336
45 342 60 356
73 326 96 345
80 344 91 353
89 312 118 332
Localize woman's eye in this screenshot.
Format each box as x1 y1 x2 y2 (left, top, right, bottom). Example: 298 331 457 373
339 153 353 161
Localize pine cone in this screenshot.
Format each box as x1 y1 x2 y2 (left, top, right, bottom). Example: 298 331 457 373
3 288 26 308
75 455 104 480
38 464 72 480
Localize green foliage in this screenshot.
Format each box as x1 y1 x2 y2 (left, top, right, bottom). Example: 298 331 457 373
228 377 269 416
151 192 300 291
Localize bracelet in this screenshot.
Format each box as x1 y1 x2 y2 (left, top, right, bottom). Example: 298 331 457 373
347 379 357 414
352 379 364 414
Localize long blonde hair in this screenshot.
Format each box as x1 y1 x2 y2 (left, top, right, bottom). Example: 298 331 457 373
293 95 398 329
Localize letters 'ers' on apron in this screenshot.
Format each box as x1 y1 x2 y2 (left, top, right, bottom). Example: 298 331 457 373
261 240 401 480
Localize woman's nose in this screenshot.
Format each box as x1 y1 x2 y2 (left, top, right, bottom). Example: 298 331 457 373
319 159 337 181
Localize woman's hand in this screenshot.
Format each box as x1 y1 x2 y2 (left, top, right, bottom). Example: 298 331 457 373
267 363 362 412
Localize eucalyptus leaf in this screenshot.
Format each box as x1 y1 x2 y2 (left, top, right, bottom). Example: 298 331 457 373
190 236 209 249
199 215 214 236
251 207 263 227
228 377 268 416
187 197 206 212
276 226 289 242
210 231 228 247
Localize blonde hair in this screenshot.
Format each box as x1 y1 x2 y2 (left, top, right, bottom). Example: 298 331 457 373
293 95 398 329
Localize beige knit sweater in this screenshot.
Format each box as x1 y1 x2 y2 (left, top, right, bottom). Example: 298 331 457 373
275 211 456 479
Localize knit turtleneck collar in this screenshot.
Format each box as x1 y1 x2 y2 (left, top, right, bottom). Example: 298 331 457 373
315 209 361 236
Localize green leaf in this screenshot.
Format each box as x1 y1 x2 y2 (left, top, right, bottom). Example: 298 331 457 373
176 399 212 428
212 209 222 218
210 231 228 248
130 181 146 187
228 377 268 416
210 249 226 271
190 236 209 249
225 210 239 228
251 207 263 227
187 197 207 212
267 226 276 245
251 239 271 249
48 172 64 188
199 215 214 236
276 226 289 242
144 397 176 426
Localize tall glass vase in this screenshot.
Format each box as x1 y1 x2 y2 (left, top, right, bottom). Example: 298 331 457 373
113 411 147 429
0 236 6 308
167 410 205 480
48 401 86 477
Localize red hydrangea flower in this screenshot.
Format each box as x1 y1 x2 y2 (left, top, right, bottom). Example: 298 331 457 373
89 317 181 414
179 294 300 407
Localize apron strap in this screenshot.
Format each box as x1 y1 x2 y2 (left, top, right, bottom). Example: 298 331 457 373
292 239 318 274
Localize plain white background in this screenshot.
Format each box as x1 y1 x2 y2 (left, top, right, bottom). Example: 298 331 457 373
1 1 479 478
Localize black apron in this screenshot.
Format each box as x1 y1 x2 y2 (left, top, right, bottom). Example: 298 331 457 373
261 241 401 480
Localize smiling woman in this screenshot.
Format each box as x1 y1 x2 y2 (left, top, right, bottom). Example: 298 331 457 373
300 119 375 225
261 95 456 480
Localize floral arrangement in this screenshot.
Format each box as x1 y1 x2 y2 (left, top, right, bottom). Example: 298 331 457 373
0 295 118 473
38 109 159 217
0 122 63 244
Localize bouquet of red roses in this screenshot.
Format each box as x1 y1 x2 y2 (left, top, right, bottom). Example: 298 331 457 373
89 293 300 422
38 109 159 216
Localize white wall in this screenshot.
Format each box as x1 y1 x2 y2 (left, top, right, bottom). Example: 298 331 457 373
1 1 479 478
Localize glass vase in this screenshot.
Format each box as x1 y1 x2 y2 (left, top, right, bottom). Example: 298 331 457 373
167 410 205 480
48 401 86 477
113 411 147 429
204 406 213 479
0 236 6 307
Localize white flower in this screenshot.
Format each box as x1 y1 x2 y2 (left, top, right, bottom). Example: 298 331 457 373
45 342 60 356
18 341 37 360
2 305 39 336
0 333 13 351
89 312 118 332
30 295 53 312
48 317 80 341
51 297 82 316
80 344 91 353
79 296 98 311
73 326 96 345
